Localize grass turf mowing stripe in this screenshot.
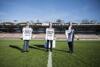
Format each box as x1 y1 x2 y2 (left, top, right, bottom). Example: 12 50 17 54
47 51 52 67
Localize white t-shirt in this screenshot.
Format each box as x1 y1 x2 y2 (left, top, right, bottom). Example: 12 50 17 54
65 29 74 42
45 28 54 40
22 27 33 40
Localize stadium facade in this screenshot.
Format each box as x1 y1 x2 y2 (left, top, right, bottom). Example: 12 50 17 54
0 22 100 34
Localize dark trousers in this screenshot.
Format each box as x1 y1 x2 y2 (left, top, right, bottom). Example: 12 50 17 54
68 42 74 53
47 40 52 51
23 40 29 51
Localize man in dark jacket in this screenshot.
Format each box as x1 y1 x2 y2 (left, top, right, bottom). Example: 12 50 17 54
65 24 75 53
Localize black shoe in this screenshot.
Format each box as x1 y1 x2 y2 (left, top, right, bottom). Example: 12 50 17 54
22 50 26 53
22 49 29 52
26 50 29 52
46 49 49 52
67 51 70 53
50 49 52 52
70 51 73 54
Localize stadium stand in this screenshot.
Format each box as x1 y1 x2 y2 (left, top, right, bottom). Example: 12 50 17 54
0 22 100 40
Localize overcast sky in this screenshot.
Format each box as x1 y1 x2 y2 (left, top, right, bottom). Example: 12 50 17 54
0 0 100 22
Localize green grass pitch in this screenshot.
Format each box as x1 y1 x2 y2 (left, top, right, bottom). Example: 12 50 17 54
0 40 100 67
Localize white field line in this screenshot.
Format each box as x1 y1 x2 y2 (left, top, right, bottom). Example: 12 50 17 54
47 51 52 67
